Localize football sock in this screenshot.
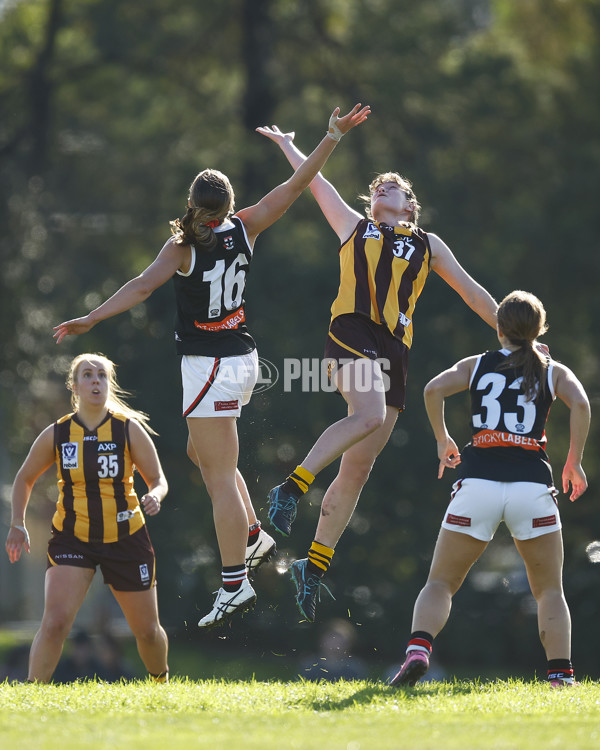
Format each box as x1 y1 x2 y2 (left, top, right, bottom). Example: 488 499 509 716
247 521 261 547
307 540 335 577
222 565 247 593
406 631 434 655
149 670 169 684
547 658 574 683
281 465 315 499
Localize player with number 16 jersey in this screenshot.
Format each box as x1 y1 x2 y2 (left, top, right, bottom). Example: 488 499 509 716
173 216 255 357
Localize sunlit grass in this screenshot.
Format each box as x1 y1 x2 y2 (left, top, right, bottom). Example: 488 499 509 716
1 678 599 749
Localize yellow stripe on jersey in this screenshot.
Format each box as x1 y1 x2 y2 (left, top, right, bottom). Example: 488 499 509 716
401 258 430 348
53 411 144 544
382 256 410 341
334 236 357 317
330 219 431 347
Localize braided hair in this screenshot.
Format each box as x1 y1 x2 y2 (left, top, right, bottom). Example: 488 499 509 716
170 169 235 252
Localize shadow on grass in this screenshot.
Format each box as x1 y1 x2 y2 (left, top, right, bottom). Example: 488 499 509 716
303 679 481 711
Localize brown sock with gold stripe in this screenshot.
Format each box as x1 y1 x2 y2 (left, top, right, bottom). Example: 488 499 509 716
280 465 315 500
306 540 335 578
149 670 169 683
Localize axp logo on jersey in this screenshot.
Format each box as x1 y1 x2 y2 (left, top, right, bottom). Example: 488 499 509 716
98 442 117 453
61 442 79 470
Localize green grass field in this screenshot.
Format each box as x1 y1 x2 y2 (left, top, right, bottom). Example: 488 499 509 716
1 678 599 750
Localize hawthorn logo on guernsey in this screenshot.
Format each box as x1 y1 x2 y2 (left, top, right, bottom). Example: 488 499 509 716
61 442 79 470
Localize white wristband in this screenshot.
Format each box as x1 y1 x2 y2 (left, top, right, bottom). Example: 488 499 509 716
326 113 343 142
12 525 30 546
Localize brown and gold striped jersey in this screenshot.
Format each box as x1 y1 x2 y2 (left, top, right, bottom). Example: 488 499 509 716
330 219 431 348
52 411 145 544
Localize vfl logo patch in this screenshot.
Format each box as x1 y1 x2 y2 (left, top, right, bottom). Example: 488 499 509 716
61 442 79 470
139 564 150 584
223 236 235 250
362 222 381 240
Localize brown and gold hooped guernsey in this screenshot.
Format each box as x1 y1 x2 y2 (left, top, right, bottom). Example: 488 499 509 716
52 411 145 544
330 219 431 348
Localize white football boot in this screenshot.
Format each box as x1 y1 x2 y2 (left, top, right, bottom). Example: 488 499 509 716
245 528 277 574
197 578 257 628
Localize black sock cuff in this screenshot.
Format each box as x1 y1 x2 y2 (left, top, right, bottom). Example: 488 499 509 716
547 658 572 671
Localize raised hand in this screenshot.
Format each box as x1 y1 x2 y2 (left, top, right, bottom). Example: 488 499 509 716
327 103 371 140
255 124 295 145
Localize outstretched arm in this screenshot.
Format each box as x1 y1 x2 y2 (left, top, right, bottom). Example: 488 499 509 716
6 425 55 563
53 238 187 343
553 362 590 501
256 124 363 242
239 104 369 243
423 356 477 478
429 233 498 329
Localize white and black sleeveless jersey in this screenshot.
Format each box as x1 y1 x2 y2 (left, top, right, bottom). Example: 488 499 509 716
172 217 256 356
457 348 555 484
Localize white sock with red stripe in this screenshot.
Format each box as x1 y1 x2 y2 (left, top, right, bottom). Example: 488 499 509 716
222 565 247 593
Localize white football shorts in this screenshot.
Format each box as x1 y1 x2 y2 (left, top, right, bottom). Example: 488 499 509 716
441 477 561 541
181 350 259 418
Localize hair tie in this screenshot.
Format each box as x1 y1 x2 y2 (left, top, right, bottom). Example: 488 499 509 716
205 220 221 229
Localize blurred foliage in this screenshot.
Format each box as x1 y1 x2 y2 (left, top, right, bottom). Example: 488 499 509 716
1 0 599 677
